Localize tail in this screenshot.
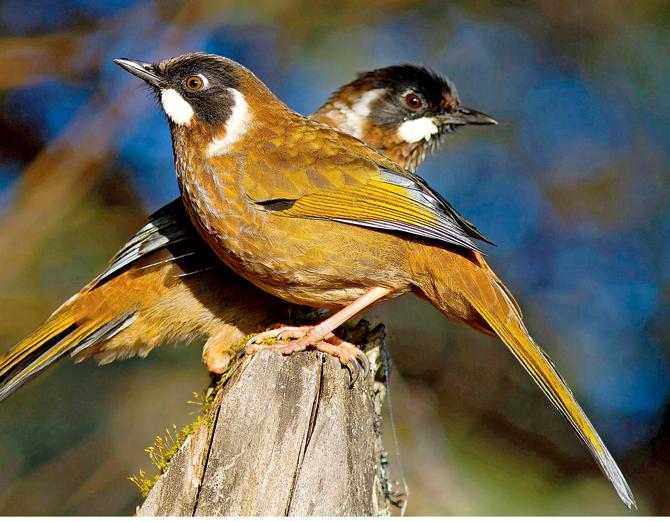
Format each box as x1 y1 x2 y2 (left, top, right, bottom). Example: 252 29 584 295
415 248 636 509
0 305 134 402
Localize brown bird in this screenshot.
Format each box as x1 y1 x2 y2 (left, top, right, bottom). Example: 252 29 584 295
115 52 635 508
0 64 492 399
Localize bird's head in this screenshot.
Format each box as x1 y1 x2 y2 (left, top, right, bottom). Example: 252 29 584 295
317 64 496 171
114 53 281 156
114 54 495 171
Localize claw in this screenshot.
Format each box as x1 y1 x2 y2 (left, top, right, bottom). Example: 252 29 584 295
244 342 255 356
355 349 370 376
347 357 362 387
244 325 370 386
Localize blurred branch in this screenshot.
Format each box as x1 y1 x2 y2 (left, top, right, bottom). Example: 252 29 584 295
0 33 88 89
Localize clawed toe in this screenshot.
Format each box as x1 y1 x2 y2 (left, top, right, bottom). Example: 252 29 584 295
348 349 370 386
315 338 370 386
356 348 370 375
347 356 362 387
244 326 370 386
245 326 312 347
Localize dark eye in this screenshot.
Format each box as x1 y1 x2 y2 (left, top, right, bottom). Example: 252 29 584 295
183 75 206 92
404 93 423 110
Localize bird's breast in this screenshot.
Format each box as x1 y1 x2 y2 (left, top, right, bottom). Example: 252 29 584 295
171 128 413 308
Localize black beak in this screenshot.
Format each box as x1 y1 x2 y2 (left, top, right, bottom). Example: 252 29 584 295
113 58 164 88
438 107 497 126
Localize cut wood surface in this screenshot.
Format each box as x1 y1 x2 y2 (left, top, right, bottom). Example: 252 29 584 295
136 321 399 516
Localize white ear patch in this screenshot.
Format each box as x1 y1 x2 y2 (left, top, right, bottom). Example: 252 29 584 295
338 88 384 139
207 89 250 157
397 117 439 143
161 88 194 126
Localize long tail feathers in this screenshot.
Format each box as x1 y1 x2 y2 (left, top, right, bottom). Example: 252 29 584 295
0 311 135 402
416 247 636 509
461 268 636 509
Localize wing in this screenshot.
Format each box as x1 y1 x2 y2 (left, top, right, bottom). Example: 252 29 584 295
90 198 220 288
243 122 490 251
245 131 488 252
405 169 492 245
283 167 481 250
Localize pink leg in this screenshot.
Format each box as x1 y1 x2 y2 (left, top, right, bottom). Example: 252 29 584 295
301 287 391 344
245 287 391 383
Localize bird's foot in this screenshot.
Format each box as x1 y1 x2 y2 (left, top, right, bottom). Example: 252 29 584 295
245 326 369 385
247 325 312 344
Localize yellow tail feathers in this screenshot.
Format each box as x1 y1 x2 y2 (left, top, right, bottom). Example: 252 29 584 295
417 248 636 508
0 314 79 401
468 276 635 508
0 309 135 402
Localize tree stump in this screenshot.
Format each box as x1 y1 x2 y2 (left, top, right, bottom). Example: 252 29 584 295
136 321 398 516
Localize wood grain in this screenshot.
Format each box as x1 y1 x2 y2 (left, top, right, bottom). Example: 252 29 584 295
136 321 392 516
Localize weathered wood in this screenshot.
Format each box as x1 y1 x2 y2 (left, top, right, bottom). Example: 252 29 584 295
136 321 393 516
136 419 210 516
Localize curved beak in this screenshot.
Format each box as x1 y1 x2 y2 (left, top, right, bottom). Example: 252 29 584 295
438 107 497 126
113 58 164 88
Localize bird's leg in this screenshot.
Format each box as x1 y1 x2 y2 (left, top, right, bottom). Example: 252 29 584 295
245 287 390 382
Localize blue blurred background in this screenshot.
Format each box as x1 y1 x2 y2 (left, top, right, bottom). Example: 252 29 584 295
0 0 668 515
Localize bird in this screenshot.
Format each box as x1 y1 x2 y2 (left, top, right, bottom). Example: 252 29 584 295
114 52 635 508
0 64 493 400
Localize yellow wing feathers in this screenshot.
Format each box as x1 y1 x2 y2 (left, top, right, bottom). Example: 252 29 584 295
254 162 481 251
0 316 76 376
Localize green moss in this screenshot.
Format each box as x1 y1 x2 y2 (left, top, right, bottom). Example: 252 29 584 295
232 332 279 347
129 409 208 498
129 358 240 498
129 469 156 499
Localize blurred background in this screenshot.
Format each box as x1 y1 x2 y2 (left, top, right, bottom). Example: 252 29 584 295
0 0 668 515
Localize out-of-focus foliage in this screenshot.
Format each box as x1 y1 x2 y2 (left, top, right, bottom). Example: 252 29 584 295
0 0 668 515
